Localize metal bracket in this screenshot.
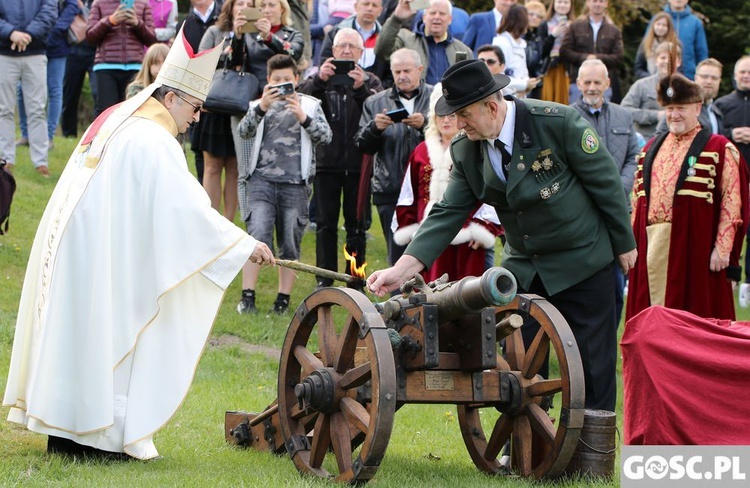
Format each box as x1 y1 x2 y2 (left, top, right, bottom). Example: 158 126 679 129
286 434 311 457
263 418 277 451
421 304 439 368
352 455 380 480
230 421 251 446
479 307 497 369
395 364 407 401
517 294 532 316
560 407 586 429
472 371 484 402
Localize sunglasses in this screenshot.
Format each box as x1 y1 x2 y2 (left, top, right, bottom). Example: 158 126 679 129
481 58 499 65
175 93 202 113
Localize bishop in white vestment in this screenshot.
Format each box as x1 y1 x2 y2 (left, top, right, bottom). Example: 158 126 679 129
2 29 274 460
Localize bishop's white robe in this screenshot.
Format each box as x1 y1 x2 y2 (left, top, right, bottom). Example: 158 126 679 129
3 86 258 459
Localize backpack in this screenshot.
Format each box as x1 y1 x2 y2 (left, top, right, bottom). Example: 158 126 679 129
0 159 16 235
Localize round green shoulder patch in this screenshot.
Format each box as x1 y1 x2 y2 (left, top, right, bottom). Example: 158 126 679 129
581 128 600 154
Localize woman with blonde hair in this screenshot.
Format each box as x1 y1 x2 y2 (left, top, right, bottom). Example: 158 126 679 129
540 0 574 104
634 12 679 80
523 0 552 99
125 43 170 99
237 0 304 88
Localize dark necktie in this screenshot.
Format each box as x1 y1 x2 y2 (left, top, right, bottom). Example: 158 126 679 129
494 139 511 178
593 110 601 121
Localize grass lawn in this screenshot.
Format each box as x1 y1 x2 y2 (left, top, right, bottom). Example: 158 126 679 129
2 134 748 487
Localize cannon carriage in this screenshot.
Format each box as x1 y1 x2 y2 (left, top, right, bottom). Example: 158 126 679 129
225 267 586 483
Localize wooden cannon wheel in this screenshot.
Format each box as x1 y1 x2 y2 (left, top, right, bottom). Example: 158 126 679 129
456 294 585 479
277 287 397 483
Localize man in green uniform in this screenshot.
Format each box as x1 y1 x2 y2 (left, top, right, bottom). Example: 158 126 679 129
367 59 637 410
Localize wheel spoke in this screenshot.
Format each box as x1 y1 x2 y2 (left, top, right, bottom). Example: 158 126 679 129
484 412 513 460
317 306 337 367
340 397 370 434
506 328 526 371
333 315 359 373
294 345 325 376
290 403 308 420
496 354 511 371
512 416 533 477
522 328 549 379
526 403 556 446
339 361 372 390
309 414 331 469
527 379 562 398
330 412 353 475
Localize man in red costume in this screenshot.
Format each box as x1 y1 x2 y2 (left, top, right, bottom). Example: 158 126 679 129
626 73 749 321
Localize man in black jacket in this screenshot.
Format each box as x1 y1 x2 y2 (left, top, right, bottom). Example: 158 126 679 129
298 28 383 287
319 0 391 87
355 48 432 266
716 55 750 305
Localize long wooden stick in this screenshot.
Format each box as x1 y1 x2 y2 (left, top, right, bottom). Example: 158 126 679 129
276 259 365 286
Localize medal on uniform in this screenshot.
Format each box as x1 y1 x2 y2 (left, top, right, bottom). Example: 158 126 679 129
687 156 697 177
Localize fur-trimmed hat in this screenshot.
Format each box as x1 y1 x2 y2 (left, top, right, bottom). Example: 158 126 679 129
657 74 703 106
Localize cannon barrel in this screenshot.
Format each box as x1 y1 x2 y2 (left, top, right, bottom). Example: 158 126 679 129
383 267 517 323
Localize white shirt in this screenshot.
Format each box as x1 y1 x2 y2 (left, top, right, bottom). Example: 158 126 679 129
486 99 516 183
399 96 416 114
193 1 215 23
493 8 503 30
589 17 603 43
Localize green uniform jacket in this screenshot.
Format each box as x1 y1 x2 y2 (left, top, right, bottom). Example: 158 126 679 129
405 97 636 295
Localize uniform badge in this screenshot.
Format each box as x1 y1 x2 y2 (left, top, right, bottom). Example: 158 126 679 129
532 161 542 172
581 128 600 154
540 187 552 199
542 156 553 170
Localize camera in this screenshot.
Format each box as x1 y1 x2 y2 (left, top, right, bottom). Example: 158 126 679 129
272 82 296 98
330 59 355 86
385 107 409 123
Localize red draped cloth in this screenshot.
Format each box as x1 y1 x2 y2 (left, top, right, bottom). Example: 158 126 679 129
622 306 750 445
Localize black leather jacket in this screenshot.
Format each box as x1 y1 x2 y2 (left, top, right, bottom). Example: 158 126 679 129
355 82 433 205
297 71 383 172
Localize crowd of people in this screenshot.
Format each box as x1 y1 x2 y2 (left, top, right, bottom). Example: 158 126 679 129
4 0 750 311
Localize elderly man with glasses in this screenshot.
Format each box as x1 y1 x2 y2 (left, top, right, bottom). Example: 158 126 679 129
298 28 384 288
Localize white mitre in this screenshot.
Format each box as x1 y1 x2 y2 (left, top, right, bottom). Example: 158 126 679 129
154 25 223 101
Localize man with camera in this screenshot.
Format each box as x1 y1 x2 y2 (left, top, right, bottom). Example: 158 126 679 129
355 47 432 266
298 28 383 288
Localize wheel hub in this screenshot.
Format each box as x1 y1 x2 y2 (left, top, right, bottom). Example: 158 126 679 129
294 369 336 413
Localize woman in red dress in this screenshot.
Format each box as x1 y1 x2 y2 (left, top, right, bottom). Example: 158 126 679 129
393 84 501 282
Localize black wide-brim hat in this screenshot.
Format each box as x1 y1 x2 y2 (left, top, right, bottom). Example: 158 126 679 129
434 59 511 117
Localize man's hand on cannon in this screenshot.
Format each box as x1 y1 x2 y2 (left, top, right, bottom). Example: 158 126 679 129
249 242 275 265
367 254 425 297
